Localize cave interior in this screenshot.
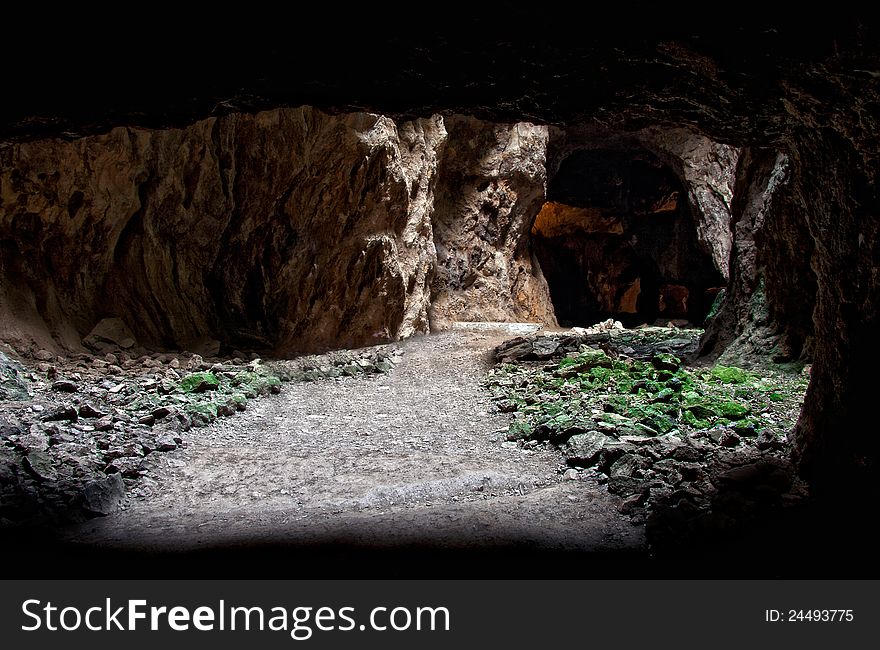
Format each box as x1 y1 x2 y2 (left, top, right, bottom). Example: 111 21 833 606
0 15 879 577
533 147 724 327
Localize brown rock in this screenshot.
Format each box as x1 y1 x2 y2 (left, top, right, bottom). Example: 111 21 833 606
429 116 556 329
0 107 445 356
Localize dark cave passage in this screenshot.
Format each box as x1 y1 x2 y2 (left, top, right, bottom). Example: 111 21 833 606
532 149 725 328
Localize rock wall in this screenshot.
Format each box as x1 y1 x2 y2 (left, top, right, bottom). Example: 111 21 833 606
429 116 556 328
700 149 795 364
0 108 446 355
789 128 880 493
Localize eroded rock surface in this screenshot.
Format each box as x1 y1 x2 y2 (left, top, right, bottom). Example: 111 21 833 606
429 116 556 328
0 108 445 355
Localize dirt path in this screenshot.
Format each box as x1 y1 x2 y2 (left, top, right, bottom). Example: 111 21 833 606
63 329 643 566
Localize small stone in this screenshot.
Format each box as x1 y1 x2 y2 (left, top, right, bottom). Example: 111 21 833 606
609 453 650 478
138 415 156 426
500 441 518 449
83 317 137 352
733 424 758 438
563 430 615 467
607 475 644 497
670 445 703 462
618 492 646 514
375 361 393 373
81 473 125 515
105 457 144 479
651 353 681 372
34 349 53 361
151 406 172 419
41 406 79 423
155 433 178 452
78 403 107 419
185 354 205 372
168 358 180 369
51 379 79 393
23 452 58 482
720 432 741 447
563 468 579 480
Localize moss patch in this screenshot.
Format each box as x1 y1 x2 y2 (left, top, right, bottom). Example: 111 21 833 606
486 334 807 445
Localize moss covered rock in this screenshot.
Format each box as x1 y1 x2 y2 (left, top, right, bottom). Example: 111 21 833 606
179 372 219 393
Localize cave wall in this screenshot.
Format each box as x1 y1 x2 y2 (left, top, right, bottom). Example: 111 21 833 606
700 148 816 366
0 107 446 354
429 116 556 328
789 128 880 492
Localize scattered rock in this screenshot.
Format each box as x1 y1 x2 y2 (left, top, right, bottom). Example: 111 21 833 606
78 403 107 419
609 453 650 478
41 406 79 423
81 473 125 515
51 379 79 393
151 406 171 420
1 352 31 400
180 372 219 393
23 452 58 481
34 350 54 362
651 353 680 371
720 432 741 447
563 431 616 467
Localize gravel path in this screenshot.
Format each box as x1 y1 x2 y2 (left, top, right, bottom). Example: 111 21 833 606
64 329 643 566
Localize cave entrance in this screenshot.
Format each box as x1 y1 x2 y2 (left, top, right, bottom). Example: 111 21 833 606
532 148 724 328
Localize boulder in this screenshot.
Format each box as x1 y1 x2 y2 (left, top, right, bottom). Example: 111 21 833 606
82 317 137 352
81 473 126 516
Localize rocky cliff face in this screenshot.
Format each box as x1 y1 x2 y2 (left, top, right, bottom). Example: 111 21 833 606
429 116 555 328
0 108 446 355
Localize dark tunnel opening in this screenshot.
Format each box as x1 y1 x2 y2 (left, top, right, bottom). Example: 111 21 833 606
532 148 725 328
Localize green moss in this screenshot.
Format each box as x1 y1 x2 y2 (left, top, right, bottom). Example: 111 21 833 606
711 365 752 384
716 400 750 420
232 370 282 395
682 409 710 430
605 395 629 414
769 392 784 402
685 403 716 419
179 372 220 393
507 419 533 441
186 401 218 419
